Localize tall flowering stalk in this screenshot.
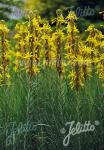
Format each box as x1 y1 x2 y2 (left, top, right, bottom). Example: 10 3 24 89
86 25 104 69
14 22 29 72
27 13 41 82
65 11 78 54
96 54 104 87
0 21 10 85
79 42 92 81
52 9 64 78
96 26 104 86
32 14 42 65
42 20 52 68
67 47 85 90
28 17 34 82
65 11 82 90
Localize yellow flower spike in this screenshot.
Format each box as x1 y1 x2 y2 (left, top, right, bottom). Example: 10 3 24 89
65 13 94 90
0 20 9 34
41 20 53 68
86 25 104 49
26 13 42 83
0 20 11 85
65 12 79 56
96 55 104 83
14 22 30 73
52 24 64 77
56 9 65 26
86 24 104 71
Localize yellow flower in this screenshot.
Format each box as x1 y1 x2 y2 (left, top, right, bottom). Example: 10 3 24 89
66 11 77 21
0 20 9 33
24 52 32 59
15 52 23 58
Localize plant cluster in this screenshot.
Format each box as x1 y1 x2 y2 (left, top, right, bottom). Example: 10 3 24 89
0 11 104 90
